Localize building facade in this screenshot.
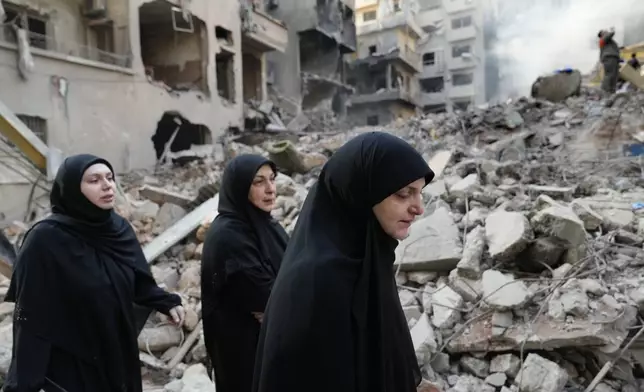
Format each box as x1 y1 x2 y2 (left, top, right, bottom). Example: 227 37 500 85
416 0 485 112
265 0 356 117
346 0 424 126
0 0 288 220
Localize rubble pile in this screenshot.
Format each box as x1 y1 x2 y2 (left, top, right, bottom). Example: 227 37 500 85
2 87 644 391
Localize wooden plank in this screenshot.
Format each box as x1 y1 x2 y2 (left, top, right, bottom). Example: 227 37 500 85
143 194 219 263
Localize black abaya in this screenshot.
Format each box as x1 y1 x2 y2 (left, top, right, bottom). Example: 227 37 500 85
252 132 434 392
4 154 181 392
200 155 288 392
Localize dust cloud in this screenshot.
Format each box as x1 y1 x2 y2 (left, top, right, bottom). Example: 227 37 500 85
488 0 644 100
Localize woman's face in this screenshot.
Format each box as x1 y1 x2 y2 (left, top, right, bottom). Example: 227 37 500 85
248 164 277 212
80 163 116 210
372 177 425 240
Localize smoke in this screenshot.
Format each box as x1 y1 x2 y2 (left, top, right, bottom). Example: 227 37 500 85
488 0 644 100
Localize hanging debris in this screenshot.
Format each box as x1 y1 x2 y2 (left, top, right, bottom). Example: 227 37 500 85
15 27 35 81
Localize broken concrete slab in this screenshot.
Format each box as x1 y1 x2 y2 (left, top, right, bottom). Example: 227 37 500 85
449 174 481 198
460 355 489 378
576 190 644 229
431 284 464 329
410 313 438 364
427 150 453 179
448 269 481 303
139 185 193 208
447 305 635 354
490 353 521 378
515 353 568 392
423 179 447 201
531 69 582 102
530 204 586 252
456 225 485 279
485 210 533 261
395 206 463 271
570 199 604 231
481 270 531 309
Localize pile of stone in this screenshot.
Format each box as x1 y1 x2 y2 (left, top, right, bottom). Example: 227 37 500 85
2 87 644 391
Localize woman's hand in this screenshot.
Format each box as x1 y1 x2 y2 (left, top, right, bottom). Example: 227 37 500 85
251 312 264 323
169 305 186 327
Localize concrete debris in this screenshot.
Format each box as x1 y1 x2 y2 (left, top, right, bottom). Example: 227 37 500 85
531 70 582 103
515 353 568 392
395 206 463 271
3 87 644 390
485 210 533 261
481 270 531 309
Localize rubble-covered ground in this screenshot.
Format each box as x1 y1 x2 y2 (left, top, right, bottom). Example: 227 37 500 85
3 86 644 392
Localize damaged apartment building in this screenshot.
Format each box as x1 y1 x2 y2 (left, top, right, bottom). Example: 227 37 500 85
0 0 288 220
264 0 356 120
415 0 486 112
347 0 425 126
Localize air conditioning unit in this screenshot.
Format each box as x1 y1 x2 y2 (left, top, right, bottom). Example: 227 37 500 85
84 0 107 19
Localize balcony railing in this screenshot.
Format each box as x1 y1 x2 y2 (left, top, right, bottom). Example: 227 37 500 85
447 24 478 42
350 87 418 105
0 30 132 68
241 8 288 53
448 84 476 99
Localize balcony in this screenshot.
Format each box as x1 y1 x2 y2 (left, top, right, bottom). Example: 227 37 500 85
416 9 443 29
420 91 447 107
399 45 422 73
445 0 476 14
0 29 131 68
421 63 445 79
349 88 418 106
241 9 288 53
448 84 476 99
447 54 478 70
357 13 425 39
351 44 422 73
447 24 477 42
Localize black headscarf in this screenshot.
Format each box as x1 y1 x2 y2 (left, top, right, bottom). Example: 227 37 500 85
201 154 289 314
6 154 179 391
253 132 434 392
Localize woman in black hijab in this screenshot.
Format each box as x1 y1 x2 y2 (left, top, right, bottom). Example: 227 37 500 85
4 154 184 392
201 154 288 392
253 132 434 392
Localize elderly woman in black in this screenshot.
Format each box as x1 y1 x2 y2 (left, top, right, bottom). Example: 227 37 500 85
253 132 435 392
200 154 288 392
4 154 185 392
